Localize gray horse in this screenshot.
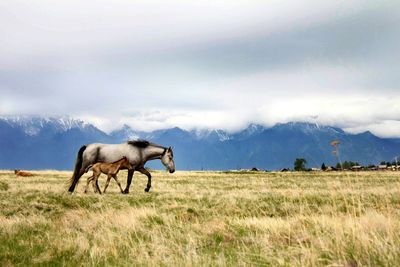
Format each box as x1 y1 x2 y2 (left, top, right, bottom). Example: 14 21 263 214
67 140 175 193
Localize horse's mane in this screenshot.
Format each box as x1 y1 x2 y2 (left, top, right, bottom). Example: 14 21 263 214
127 140 167 151
127 140 151 148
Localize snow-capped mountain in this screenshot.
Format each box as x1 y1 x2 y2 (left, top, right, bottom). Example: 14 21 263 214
0 116 110 170
273 122 344 135
232 123 266 140
0 116 399 170
191 129 231 142
0 115 91 136
110 124 142 141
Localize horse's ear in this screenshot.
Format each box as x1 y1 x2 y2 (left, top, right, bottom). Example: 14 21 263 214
168 146 172 151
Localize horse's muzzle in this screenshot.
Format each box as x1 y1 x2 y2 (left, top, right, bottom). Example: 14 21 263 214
169 169 175 173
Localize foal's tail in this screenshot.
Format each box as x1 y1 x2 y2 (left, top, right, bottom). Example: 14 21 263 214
67 145 87 193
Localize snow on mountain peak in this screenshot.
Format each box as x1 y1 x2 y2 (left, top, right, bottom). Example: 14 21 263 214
109 124 141 140
0 115 89 136
191 128 231 141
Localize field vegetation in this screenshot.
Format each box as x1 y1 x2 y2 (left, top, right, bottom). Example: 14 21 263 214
0 170 400 266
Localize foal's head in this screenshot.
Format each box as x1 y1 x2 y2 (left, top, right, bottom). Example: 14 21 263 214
119 157 133 170
161 147 175 173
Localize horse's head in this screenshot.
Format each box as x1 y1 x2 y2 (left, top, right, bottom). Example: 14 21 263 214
161 147 175 173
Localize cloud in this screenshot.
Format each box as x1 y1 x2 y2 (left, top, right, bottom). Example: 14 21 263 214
0 1 399 137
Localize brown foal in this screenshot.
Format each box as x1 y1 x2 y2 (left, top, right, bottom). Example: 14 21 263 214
84 157 133 194
14 170 34 177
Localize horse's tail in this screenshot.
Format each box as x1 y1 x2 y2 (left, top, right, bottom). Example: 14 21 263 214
85 165 93 173
67 145 87 192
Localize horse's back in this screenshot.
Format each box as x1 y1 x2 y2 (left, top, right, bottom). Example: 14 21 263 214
83 142 140 166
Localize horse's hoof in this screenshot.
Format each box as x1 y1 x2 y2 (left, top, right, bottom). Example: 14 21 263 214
122 190 129 194
144 188 150 192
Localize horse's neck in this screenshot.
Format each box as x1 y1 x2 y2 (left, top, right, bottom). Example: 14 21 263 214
143 146 165 161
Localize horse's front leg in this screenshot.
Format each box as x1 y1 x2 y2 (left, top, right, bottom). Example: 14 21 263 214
123 169 134 194
137 166 152 192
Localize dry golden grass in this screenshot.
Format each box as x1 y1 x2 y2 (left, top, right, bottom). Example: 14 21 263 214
0 170 400 266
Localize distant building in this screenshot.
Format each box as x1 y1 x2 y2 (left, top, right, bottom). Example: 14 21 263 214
378 165 388 171
324 166 337 171
351 165 362 171
368 165 378 171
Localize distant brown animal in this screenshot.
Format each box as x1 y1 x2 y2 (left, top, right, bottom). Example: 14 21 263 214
14 170 34 177
84 157 133 194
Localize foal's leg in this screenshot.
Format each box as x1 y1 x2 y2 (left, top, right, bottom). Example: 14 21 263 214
92 173 102 194
137 166 152 192
84 175 94 193
91 174 98 193
123 169 134 194
95 175 102 195
112 174 124 193
103 174 112 193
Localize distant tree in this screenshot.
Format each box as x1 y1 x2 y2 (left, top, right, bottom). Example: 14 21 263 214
336 162 342 169
340 161 360 169
294 158 307 171
380 161 387 166
321 163 326 171
342 161 349 169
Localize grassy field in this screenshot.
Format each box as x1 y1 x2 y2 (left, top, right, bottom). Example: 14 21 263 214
0 170 400 266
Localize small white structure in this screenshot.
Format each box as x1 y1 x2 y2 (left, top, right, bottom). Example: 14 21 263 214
378 165 388 170
351 165 362 171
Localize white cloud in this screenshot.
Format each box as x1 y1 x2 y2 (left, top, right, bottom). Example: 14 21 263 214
0 0 399 137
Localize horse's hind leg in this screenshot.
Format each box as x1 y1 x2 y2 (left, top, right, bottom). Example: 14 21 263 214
112 174 124 193
123 169 134 194
103 174 112 193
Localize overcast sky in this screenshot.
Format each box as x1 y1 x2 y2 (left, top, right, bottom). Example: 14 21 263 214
1 1 400 137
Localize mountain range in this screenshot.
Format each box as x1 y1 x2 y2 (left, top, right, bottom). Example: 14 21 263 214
0 116 399 170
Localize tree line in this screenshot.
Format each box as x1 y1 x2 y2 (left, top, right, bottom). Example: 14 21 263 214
293 158 399 171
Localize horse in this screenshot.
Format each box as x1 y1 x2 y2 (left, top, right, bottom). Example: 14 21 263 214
14 170 34 177
67 140 175 193
84 157 133 194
